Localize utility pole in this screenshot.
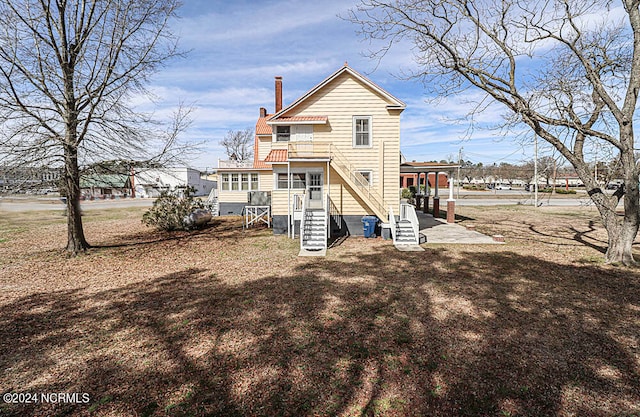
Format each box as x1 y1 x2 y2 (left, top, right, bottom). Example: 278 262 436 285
457 147 463 199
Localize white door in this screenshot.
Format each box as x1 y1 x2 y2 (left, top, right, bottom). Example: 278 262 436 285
307 172 323 209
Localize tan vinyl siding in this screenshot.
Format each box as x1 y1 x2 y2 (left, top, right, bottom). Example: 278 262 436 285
259 170 273 189
281 72 401 216
257 135 272 161
269 163 382 217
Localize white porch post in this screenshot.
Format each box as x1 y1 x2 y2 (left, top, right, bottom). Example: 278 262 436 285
446 172 456 223
327 160 330 239
287 162 291 238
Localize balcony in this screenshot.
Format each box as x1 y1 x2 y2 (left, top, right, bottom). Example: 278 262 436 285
218 160 254 169
287 142 331 159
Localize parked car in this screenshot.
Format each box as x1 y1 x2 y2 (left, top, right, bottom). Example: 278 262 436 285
495 183 512 190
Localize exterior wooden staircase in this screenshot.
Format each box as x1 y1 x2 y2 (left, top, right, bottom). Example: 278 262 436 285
327 145 387 220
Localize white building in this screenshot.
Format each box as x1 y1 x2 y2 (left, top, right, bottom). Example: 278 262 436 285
133 167 216 198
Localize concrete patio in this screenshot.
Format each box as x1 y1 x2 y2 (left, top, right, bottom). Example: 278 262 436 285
416 210 502 244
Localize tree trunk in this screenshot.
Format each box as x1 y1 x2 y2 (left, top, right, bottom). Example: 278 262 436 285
602 214 637 266
595 178 639 266
64 144 90 254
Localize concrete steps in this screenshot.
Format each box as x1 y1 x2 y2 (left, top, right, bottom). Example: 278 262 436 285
302 209 326 252
395 220 417 244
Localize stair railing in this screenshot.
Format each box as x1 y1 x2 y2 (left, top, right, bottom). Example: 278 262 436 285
328 144 387 219
325 193 330 241
400 203 420 244
389 205 397 243
300 191 309 248
291 192 304 238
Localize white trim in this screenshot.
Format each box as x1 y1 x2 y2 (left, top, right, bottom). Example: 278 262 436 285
267 119 327 125
353 116 373 148
274 167 324 190
356 169 374 185
275 125 291 142
275 171 306 190
219 172 259 192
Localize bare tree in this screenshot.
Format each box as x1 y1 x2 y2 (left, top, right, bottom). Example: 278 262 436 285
0 0 187 255
350 0 640 265
220 129 254 161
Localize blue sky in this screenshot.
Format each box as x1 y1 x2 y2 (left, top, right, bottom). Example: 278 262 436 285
145 0 550 171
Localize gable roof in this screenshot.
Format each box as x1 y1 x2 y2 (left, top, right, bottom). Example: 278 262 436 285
267 65 406 122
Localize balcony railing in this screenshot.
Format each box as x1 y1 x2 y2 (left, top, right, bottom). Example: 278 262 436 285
218 160 254 169
287 142 331 159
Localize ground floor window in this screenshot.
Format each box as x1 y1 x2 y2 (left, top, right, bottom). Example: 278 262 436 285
276 172 306 190
220 172 259 191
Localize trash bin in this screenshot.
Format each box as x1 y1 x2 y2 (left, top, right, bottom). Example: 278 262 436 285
380 223 391 240
362 215 378 238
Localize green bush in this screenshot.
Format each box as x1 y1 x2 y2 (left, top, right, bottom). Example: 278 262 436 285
142 188 205 231
555 188 577 194
401 187 413 199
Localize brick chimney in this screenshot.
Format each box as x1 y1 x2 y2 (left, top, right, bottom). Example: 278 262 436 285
275 76 283 113
259 107 267 117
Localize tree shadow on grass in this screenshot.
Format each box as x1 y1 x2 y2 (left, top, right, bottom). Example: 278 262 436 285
86 217 273 254
1 247 639 416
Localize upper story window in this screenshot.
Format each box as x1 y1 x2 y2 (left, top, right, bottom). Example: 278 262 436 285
276 126 291 141
353 116 372 148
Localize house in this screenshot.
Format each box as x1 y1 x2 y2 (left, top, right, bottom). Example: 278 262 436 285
217 65 407 249
133 167 216 198
0 166 62 193
80 173 131 199
400 162 453 189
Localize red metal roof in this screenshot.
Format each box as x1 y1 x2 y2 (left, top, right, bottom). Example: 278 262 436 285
252 160 270 169
264 149 288 163
255 116 272 135
253 115 272 169
269 115 328 123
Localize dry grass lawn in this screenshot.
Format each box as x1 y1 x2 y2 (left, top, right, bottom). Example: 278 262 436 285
0 205 639 417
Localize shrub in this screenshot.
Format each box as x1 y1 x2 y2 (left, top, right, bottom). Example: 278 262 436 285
555 188 577 194
401 187 413 199
142 188 206 231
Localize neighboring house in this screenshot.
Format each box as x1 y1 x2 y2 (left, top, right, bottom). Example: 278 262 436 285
400 163 452 189
217 65 406 247
80 174 131 198
0 166 62 193
134 167 216 198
